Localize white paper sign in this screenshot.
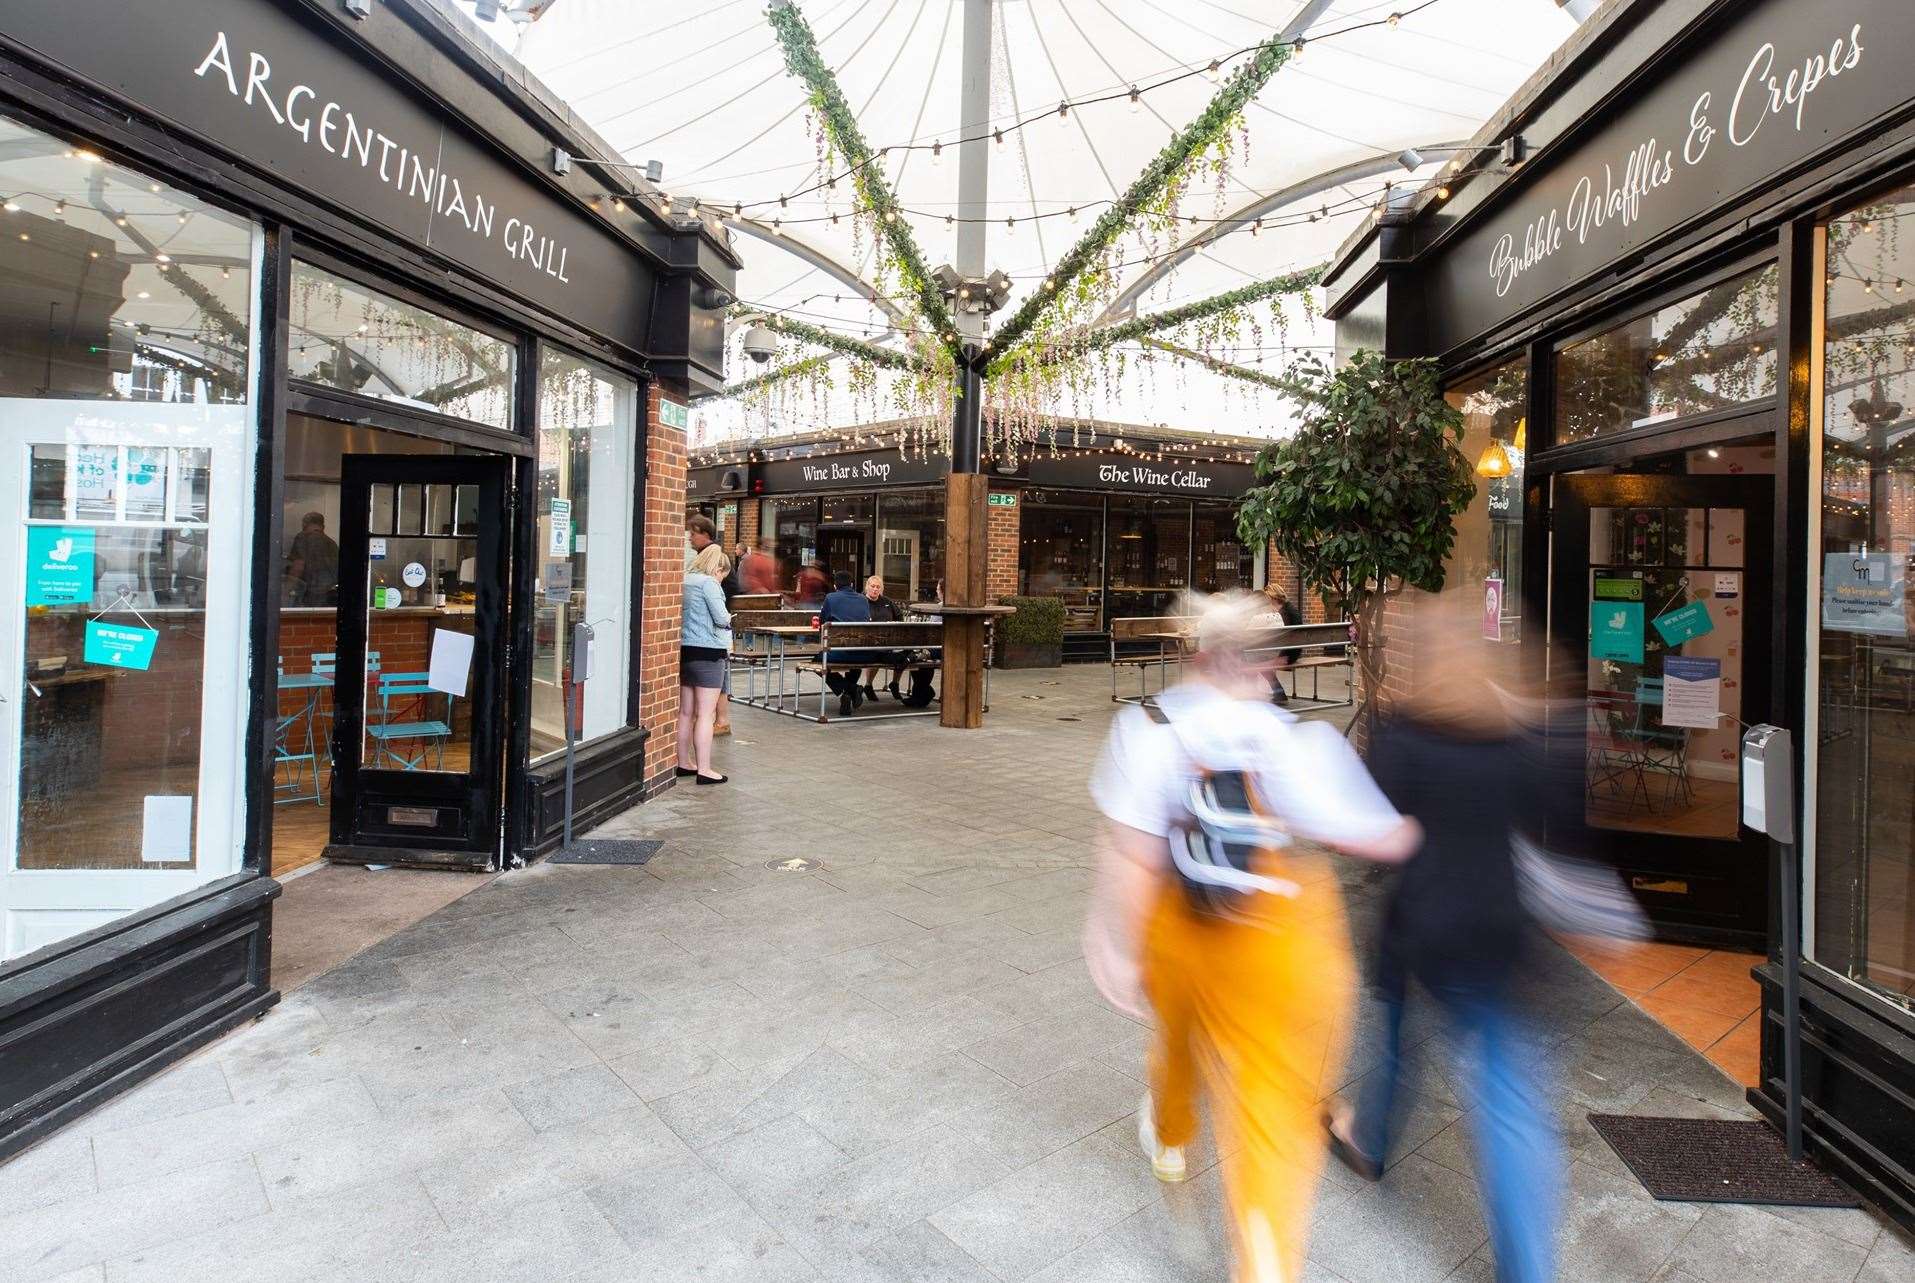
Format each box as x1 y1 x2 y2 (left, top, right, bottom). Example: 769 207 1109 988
368 537 387 560
1660 656 1721 730
548 499 572 557
141 795 193 863
1713 573 1739 598
427 628 475 696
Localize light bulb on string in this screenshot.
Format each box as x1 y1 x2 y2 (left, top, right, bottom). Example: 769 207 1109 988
931 140 942 167
1057 102 1070 126
993 129 1005 150
1128 86 1142 112
1204 58 1222 82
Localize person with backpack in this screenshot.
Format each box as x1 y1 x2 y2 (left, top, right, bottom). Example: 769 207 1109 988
1084 591 1419 1283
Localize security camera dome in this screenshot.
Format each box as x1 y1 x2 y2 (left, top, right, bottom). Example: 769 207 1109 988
740 324 778 365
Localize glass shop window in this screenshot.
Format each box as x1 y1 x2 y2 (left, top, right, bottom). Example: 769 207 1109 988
1106 495 1191 620
530 348 636 760
1192 503 1252 595
0 114 257 961
289 261 515 431
764 498 822 603
1809 189 1915 1014
1447 356 1529 641
1019 490 1105 630
874 490 945 606
1555 265 1779 445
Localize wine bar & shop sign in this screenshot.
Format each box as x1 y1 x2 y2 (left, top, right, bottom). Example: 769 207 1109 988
1430 0 1915 352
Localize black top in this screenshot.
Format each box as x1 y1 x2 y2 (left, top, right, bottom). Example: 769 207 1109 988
1366 713 1534 997
868 594 904 623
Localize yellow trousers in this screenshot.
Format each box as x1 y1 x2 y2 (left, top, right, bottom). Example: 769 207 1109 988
1141 853 1356 1283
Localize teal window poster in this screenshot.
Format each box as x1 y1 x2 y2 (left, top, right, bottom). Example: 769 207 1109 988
25 527 95 605
1591 601 1645 663
1652 599 1714 646
83 620 158 670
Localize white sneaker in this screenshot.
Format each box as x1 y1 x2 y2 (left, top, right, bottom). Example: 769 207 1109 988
1137 1093 1188 1182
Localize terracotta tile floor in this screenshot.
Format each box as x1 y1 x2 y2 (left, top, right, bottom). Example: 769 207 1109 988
1563 936 1765 1087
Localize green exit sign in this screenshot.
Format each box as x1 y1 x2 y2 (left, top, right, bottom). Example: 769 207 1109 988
987 492 1017 507
658 398 688 429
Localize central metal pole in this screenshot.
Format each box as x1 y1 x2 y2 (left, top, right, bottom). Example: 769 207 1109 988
953 0 992 352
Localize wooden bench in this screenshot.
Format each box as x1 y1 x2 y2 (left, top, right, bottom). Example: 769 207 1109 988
1108 615 1198 704
729 593 782 612
1250 619 1354 710
729 609 821 713
793 621 948 723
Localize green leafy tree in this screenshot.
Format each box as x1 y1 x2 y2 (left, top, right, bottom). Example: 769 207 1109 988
1236 350 1475 731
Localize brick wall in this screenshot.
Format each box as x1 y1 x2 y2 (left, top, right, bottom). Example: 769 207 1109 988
1267 542 1330 623
737 497 760 551
639 383 688 794
986 486 1020 602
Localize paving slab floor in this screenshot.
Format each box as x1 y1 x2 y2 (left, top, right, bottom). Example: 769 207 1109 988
2 664 1907 1282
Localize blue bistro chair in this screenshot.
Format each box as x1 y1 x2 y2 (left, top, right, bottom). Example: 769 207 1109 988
310 651 378 768
273 661 322 805
366 671 453 770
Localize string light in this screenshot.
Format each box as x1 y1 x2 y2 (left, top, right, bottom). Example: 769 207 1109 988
1204 58 1222 82
1128 86 1142 112
1057 102 1070 125
931 140 942 166
993 128 1005 150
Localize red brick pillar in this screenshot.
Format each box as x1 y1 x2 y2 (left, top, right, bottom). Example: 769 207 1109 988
640 382 688 793
986 486 1020 602
737 497 760 551
1267 541 1328 623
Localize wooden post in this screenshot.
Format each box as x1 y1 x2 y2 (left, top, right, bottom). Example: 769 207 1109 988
940 471 990 728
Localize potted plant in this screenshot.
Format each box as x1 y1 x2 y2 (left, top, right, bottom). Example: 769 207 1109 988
995 595 1064 669
1236 350 1475 736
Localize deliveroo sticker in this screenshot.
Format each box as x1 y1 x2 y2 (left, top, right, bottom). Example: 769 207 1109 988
84 620 159 670
1590 601 1644 663
26 527 95 605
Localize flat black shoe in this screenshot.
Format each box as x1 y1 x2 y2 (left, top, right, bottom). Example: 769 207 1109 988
1324 1116 1381 1183
674 766 698 777
862 683 877 699
887 681 901 700
839 691 853 716
695 773 728 786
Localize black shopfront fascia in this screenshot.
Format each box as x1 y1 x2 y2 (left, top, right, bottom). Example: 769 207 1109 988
0 0 735 1161
1324 0 1915 1232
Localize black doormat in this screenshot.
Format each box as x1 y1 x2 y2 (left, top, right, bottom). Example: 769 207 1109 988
1587 1115 1859 1208
544 839 663 866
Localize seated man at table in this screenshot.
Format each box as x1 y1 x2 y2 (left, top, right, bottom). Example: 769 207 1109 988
820 570 872 715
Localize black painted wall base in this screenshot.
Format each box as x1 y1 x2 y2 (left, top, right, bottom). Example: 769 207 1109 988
522 725 651 858
0 874 279 1163
1751 963 1915 1235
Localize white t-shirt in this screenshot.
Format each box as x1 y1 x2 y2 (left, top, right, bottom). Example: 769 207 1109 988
1089 681 1402 847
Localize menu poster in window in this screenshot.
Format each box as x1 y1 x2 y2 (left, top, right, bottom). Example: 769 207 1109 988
1483 576 1504 641
1822 552 1907 636
73 445 117 517
123 447 167 519
25 526 95 605
1661 656 1722 729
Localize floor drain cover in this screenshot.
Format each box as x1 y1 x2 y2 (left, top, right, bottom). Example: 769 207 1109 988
768 857 820 872
1587 1115 1859 1207
546 840 662 866
1056 716 1082 722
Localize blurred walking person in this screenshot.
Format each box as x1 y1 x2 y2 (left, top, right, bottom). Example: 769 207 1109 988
1085 592 1419 1282
1325 589 1561 1283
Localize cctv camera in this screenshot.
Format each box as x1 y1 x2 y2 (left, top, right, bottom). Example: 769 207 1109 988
740 324 778 365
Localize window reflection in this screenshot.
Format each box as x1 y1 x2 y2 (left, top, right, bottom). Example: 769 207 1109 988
1447 358 1527 640
1020 490 1105 629
0 116 252 402
1555 265 1778 444
289 261 514 429
1812 191 1915 1013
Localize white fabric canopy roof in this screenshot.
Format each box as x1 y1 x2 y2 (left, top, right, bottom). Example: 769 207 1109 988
460 0 1583 445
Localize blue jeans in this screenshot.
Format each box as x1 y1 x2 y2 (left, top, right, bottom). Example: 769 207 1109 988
1352 982 1559 1283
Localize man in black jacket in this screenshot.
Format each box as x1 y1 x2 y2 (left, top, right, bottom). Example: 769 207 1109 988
819 570 872 714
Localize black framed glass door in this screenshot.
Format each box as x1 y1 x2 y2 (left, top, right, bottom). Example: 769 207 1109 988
329 454 509 867
1550 472 1774 944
